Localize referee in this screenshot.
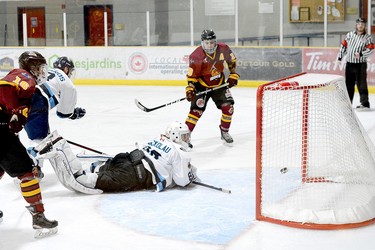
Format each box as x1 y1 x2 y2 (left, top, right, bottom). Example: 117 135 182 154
338 17 375 109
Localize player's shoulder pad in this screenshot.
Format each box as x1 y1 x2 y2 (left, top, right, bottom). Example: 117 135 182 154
217 43 231 50
191 46 206 59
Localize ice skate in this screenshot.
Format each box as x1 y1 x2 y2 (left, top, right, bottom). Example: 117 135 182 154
219 126 233 145
26 206 58 239
355 104 371 112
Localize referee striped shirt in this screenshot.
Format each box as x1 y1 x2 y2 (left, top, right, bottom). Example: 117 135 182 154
338 30 375 63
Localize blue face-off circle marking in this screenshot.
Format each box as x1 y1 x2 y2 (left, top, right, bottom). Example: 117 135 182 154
98 169 253 245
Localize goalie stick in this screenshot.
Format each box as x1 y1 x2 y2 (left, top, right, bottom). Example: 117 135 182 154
135 82 229 112
66 140 107 155
76 153 113 160
193 181 231 194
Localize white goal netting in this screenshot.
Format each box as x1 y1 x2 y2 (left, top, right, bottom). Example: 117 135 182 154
256 73 375 228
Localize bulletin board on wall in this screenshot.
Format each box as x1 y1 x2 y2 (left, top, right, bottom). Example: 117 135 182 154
289 0 345 22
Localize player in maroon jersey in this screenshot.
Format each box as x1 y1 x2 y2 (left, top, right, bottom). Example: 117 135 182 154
0 51 58 238
185 29 239 146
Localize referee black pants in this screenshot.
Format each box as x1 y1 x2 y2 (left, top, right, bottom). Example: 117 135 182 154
345 62 369 107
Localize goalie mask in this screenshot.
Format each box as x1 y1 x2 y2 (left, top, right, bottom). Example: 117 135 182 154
165 121 191 148
19 51 47 84
53 56 76 78
201 29 217 54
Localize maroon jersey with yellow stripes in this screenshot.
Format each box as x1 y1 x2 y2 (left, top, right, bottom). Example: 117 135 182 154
187 43 236 88
0 69 37 114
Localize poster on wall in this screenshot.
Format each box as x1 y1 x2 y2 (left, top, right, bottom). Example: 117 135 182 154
205 0 235 16
289 0 344 22
233 47 302 81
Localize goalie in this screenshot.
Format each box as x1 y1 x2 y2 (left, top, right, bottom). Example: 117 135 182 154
31 121 199 194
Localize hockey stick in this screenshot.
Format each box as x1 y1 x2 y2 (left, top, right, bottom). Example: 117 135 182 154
135 82 229 112
193 181 231 194
76 153 113 160
66 140 106 155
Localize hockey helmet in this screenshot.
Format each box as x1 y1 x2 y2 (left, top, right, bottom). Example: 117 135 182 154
18 51 47 84
201 29 216 41
356 17 367 24
53 56 75 78
201 29 217 54
165 121 191 147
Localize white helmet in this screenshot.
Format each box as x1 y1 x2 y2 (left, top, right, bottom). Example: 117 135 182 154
165 121 191 147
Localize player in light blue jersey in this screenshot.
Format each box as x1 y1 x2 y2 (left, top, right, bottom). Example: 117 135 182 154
25 56 86 141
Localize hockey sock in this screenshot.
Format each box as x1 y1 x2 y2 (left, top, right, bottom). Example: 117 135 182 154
186 109 203 132
19 172 44 213
220 104 234 132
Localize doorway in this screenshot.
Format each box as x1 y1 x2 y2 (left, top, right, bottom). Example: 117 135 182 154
84 5 113 46
17 7 46 46
361 0 375 34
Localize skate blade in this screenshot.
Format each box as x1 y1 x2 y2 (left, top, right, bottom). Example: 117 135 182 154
34 227 58 239
222 140 234 147
355 107 373 112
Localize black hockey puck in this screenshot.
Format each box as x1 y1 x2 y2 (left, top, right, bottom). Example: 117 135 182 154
0 210 3 218
280 167 288 174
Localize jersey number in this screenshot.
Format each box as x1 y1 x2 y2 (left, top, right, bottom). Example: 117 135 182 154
143 146 161 160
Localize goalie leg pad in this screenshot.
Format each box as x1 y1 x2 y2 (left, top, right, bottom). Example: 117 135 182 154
76 173 98 189
49 153 102 195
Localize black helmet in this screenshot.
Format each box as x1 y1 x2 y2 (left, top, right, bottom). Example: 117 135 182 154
356 17 367 23
201 29 216 41
18 51 47 84
53 56 75 78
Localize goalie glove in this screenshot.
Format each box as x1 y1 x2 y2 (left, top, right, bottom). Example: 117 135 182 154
9 106 28 133
185 82 196 102
69 107 86 120
227 73 240 88
187 163 200 184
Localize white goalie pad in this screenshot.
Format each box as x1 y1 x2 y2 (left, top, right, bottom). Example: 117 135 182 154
35 130 103 195
48 153 102 195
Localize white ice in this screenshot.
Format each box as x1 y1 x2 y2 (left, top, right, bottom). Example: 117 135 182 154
0 86 374 250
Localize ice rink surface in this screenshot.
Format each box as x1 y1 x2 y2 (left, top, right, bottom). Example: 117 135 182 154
0 85 375 250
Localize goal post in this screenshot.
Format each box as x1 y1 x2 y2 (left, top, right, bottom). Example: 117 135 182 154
256 72 375 229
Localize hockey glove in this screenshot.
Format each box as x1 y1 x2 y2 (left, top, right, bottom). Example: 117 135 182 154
227 73 240 88
9 106 28 133
186 83 196 102
69 107 86 120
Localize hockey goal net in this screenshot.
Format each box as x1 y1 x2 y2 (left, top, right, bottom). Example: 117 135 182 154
256 72 375 229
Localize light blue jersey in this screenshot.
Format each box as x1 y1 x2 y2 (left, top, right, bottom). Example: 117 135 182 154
141 135 198 191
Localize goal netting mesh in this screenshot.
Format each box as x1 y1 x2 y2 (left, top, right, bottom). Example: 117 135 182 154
256 73 375 229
